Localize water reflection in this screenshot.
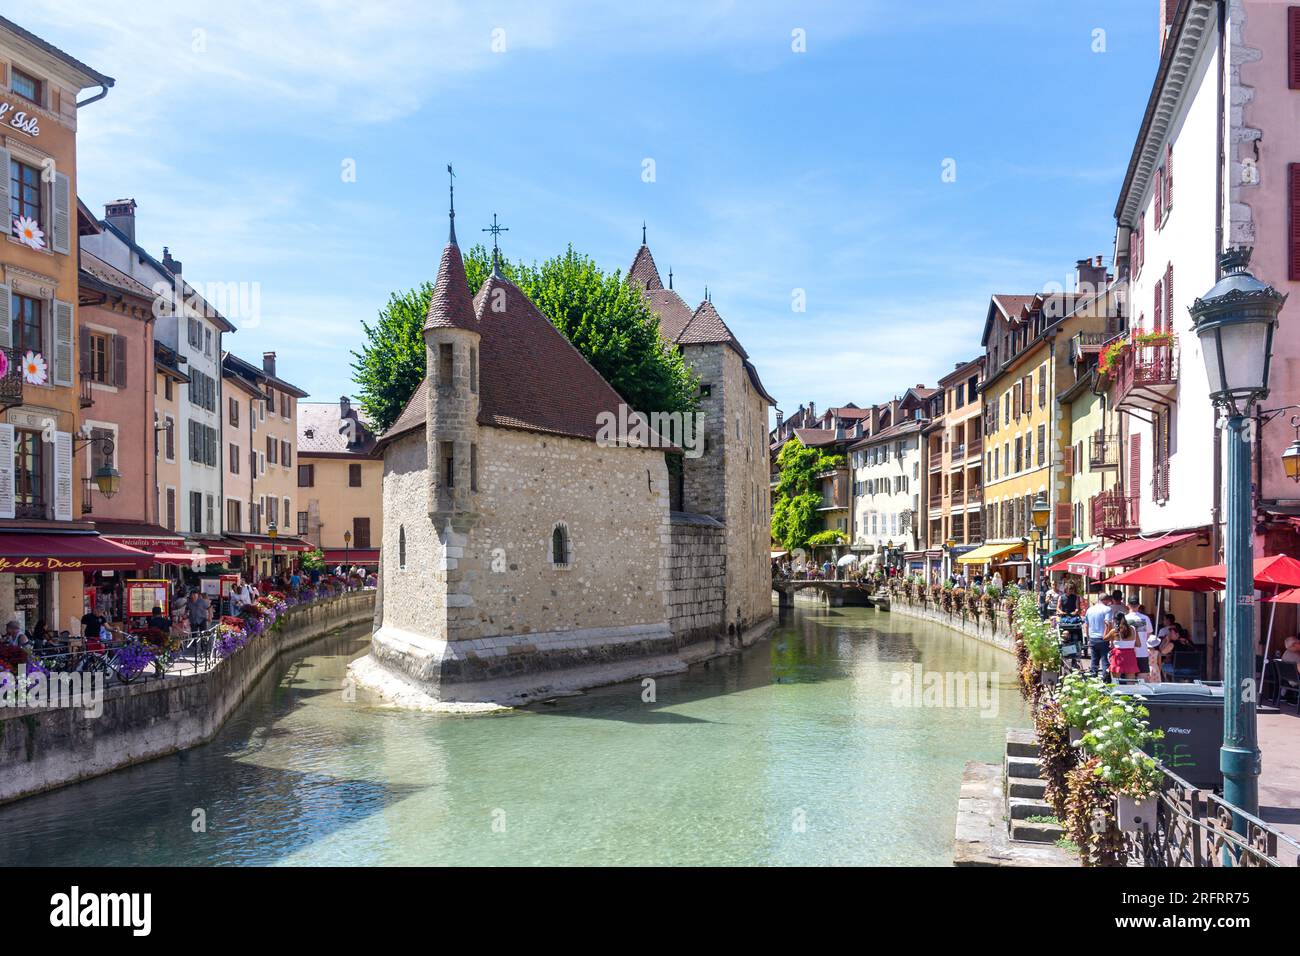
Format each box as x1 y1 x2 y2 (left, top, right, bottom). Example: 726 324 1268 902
0 605 1027 867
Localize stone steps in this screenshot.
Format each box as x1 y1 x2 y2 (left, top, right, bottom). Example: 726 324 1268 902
1008 776 1048 800
1010 818 1066 844
1005 754 1043 780
1002 734 1067 846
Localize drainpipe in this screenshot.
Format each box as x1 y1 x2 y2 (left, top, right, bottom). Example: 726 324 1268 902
75 81 114 109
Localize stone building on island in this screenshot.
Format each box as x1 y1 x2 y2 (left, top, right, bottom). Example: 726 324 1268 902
351 203 775 708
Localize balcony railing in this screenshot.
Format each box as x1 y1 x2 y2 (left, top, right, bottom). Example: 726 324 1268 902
929 451 943 471
1091 490 1139 539
1088 432 1120 470
967 438 983 459
0 346 23 411
951 443 965 461
1108 335 1179 413
950 488 965 506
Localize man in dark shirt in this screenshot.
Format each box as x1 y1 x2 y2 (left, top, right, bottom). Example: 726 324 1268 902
147 606 171 634
80 610 104 639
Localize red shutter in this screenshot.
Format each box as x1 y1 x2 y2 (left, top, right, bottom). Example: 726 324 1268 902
1153 279 1163 331
1139 223 1144 272
1290 6 1300 89
1055 502 1072 540
1290 164 1300 281
1063 445 1074 477
1128 230 1137 276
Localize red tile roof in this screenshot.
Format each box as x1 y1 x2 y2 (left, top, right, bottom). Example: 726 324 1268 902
382 254 636 446
628 244 663 290
677 299 749 358
425 241 477 332
793 428 838 447
644 287 695 341
298 402 378 456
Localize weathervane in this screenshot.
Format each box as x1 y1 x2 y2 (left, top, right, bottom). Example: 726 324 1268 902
447 163 456 243
483 213 509 273
642 221 647 246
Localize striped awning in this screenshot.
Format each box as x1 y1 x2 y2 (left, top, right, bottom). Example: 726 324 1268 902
956 542 1024 566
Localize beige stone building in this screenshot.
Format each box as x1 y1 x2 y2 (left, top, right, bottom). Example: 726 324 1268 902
296 397 382 569
354 208 774 708
627 236 775 636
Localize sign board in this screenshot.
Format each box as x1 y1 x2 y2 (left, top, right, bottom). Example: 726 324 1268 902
200 577 221 597
125 579 170 618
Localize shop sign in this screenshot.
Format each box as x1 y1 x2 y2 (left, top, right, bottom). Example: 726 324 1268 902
0 102 40 137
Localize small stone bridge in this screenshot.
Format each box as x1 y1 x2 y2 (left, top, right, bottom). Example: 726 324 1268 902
771 577 886 610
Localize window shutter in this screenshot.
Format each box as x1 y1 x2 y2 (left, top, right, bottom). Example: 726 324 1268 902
1165 143 1173 211
53 430 72 521
1154 169 1164 228
1063 445 1074 477
1289 165 1300 281
1153 279 1163 332
1290 6 1300 89
1165 264 1174 331
50 299 73 386
51 171 71 254
0 148 10 226
79 325 90 374
0 424 13 519
1130 433 1142 525
1054 502 1072 540
0 283 11 351
112 332 126 387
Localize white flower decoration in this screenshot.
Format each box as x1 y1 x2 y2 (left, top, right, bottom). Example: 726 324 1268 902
12 216 44 251
21 350 47 385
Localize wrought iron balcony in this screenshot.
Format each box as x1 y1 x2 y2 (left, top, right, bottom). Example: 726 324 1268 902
1088 432 1120 470
1091 490 1139 539
0 346 24 411
1106 334 1179 414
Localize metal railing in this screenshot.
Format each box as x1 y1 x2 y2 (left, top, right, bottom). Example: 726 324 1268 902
79 370 95 409
1088 432 1120 469
1125 763 1300 867
1091 490 1138 538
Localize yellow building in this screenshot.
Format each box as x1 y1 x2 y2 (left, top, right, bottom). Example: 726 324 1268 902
296 397 382 570
976 264 1117 582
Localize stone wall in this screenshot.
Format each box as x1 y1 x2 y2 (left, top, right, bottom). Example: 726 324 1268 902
664 512 726 642
883 591 1017 656
0 590 375 806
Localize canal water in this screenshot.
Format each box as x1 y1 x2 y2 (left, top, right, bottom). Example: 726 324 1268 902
0 604 1028 866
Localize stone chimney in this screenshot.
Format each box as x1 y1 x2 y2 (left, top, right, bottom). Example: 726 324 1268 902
808 402 816 424
339 395 352 419
262 351 276 376
162 246 182 275
1159 0 1179 52
105 199 137 243
1076 256 1109 295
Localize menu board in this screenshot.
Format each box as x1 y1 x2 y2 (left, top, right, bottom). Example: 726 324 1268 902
126 580 170 617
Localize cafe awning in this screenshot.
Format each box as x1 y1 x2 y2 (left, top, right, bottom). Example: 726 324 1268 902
151 552 233 567
1069 532 1199 577
323 548 379 565
94 521 185 552
956 542 1023 565
227 533 314 553
0 531 156 572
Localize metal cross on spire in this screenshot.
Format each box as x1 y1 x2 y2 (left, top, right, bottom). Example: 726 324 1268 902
447 163 457 243
642 221 647 246
483 213 509 273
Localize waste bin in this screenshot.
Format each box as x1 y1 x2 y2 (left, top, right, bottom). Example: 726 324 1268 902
1107 682 1225 791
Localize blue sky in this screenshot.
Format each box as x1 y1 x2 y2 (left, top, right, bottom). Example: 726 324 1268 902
30 0 1157 418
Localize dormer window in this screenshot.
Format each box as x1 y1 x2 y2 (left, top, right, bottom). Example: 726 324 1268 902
11 67 41 106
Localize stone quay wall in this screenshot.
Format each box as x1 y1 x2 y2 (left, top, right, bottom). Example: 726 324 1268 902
883 588 1017 656
0 590 375 806
664 512 726 643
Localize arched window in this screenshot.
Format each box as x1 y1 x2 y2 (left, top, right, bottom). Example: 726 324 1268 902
398 525 407 570
550 522 570 569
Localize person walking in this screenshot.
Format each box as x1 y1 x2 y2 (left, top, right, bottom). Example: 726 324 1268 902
1125 595 1154 682
1085 592 1114 682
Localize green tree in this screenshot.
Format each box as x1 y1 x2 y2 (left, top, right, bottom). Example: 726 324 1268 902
352 243 697 432
770 438 844 552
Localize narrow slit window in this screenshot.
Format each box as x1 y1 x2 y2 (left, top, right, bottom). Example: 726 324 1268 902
439 343 453 384
441 441 455 488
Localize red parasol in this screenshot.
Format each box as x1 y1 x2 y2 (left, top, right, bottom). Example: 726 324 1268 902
1167 554 1300 591
1103 559 1221 592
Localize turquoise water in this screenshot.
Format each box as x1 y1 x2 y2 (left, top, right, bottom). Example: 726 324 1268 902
0 604 1028 866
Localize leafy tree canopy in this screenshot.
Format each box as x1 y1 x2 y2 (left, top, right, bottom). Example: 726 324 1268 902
770 438 844 552
352 243 698 433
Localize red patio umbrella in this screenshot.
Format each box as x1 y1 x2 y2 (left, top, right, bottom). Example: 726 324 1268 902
1104 559 1222 591
1263 587 1300 604
1167 554 1300 590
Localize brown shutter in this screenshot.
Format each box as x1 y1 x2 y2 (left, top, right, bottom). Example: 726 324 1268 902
1154 278 1163 331
1165 143 1173 211
79 326 90 374
1054 502 1072 540
1290 6 1300 89
1154 169 1164 228
112 333 126 387
1291 164 1300 281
